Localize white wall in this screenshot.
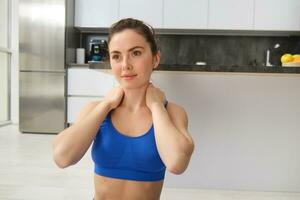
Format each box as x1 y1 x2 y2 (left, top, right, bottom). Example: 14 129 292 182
0 0 10 121
0 53 9 121
152 71 300 192
10 0 19 124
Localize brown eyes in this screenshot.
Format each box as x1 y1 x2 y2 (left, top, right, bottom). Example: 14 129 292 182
132 50 141 56
111 50 142 61
111 54 120 60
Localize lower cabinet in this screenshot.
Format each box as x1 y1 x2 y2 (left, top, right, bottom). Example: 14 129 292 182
67 96 103 124
67 68 116 124
68 68 115 96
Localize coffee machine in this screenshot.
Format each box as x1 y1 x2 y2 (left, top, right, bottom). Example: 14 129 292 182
88 38 108 62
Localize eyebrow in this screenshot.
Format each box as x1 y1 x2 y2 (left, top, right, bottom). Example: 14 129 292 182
110 46 144 54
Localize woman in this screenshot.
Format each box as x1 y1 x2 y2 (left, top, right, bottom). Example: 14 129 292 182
52 18 194 200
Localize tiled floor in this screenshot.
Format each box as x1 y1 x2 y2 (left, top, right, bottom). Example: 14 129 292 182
1 124 300 200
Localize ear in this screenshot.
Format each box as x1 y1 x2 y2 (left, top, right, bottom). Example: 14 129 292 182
153 50 161 69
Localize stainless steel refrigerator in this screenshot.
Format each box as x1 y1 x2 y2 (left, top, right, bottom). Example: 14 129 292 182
19 0 78 133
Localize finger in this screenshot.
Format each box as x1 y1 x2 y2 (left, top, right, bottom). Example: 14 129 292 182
147 83 154 88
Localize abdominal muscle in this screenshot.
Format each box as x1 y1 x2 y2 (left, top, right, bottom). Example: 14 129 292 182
94 174 164 200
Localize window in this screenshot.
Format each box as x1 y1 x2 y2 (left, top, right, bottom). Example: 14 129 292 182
0 0 11 123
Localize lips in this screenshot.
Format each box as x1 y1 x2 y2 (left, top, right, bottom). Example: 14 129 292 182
121 74 137 80
121 74 137 78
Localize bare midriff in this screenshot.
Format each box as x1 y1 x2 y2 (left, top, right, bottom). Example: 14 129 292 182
94 174 164 200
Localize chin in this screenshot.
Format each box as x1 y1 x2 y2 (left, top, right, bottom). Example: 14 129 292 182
120 81 149 90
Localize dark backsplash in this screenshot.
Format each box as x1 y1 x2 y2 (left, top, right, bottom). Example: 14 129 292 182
81 32 300 67
157 35 300 67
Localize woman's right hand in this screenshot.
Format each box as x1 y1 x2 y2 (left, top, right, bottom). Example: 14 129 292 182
103 86 124 110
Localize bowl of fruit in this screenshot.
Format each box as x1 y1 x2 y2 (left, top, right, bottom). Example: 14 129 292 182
281 54 300 67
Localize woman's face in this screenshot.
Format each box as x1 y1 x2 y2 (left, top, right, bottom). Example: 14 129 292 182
108 29 160 89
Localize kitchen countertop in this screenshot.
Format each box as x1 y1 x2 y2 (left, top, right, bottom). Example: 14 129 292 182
68 62 300 74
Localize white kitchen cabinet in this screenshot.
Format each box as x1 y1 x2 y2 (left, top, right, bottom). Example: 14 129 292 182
254 0 300 31
67 96 102 123
119 0 163 28
68 68 115 96
163 0 208 29
74 0 119 27
208 0 254 30
67 68 116 123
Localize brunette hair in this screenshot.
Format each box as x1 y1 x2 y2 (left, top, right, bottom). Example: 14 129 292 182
108 18 159 55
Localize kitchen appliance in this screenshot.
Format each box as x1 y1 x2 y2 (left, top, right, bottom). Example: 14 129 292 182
19 0 78 133
88 38 108 62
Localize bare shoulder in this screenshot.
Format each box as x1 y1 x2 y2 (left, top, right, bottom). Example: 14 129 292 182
166 102 188 118
165 101 194 143
166 102 188 127
74 100 102 124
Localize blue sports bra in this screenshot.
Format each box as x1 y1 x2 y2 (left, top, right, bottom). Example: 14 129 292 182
91 102 168 182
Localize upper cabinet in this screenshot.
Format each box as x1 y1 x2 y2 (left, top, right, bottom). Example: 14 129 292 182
74 0 119 27
254 0 300 31
208 0 254 30
163 0 208 29
119 0 163 28
74 0 300 31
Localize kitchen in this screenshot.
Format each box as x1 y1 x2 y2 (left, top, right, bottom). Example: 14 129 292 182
1 0 300 199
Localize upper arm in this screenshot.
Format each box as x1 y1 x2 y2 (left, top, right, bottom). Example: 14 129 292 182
55 100 100 141
73 101 101 124
166 102 194 145
53 100 101 155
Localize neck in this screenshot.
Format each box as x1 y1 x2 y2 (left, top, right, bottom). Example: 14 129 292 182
120 83 149 112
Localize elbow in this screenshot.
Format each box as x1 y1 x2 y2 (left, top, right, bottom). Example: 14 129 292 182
53 155 70 169
53 151 70 169
165 154 190 175
167 165 186 175
52 136 74 169
52 146 74 169
167 141 195 175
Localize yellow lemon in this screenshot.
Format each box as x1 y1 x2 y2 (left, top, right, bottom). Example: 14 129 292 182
292 54 300 59
281 54 293 63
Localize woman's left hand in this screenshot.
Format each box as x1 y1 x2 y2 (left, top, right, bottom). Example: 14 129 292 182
146 83 166 111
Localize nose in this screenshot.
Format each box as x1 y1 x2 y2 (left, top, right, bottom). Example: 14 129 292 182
121 56 132 71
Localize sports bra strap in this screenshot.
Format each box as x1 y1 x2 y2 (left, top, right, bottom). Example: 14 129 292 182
164 100 168 107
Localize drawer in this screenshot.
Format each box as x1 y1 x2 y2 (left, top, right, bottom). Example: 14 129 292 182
67 96 103 124
68 68 115 96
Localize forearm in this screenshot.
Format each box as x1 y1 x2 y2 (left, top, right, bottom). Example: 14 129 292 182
151 103 193 173
53 101 111 167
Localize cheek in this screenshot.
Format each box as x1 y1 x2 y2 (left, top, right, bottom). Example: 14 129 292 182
138 57 154 73
139 67 153 81
111 64 121 79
